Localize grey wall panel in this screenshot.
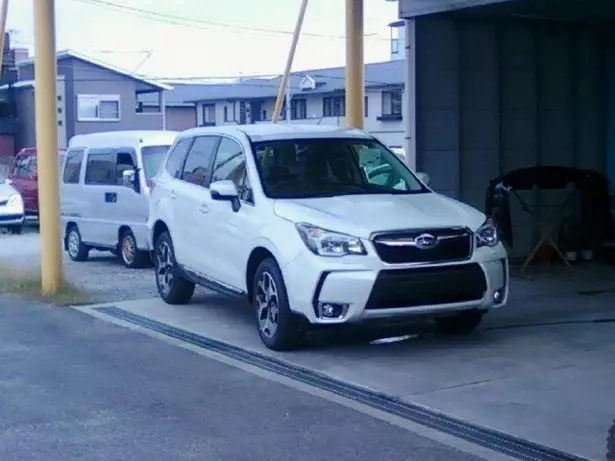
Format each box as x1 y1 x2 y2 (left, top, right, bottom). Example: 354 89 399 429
416 19 460 198
414 16 606 259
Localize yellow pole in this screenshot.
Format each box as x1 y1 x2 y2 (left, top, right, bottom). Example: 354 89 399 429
345 0 364 129
33 0 63 294
272 0 308 123
0 0 9 71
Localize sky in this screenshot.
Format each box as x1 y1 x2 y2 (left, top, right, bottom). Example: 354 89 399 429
6 0 399 81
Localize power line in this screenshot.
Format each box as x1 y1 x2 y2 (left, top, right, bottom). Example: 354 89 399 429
73 0 390 41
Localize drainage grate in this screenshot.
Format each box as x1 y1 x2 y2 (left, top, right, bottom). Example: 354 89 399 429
96 306 589 461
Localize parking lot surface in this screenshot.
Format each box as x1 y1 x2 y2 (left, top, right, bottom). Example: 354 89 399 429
3 230 615 460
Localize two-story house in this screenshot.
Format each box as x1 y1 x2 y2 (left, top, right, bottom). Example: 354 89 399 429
11 50 172 150
187 60 405 148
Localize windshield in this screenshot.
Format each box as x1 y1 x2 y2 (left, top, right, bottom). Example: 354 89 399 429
252 138 429 199
141 145 171 180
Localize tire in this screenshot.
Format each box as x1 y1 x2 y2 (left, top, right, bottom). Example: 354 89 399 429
434 309 485 335
9 225 22 235
119 229 149 269
66 225 89 262
252 257 306 351
153 231 195 304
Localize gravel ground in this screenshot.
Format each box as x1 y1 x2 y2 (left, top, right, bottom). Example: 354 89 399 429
0 226 202 303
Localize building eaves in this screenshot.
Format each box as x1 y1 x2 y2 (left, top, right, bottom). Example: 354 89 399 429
17 49 172 91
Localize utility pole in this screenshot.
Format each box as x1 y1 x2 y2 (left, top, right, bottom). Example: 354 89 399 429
0 0 9 72
272 0 308 123
345 0 364 129
33 0 63 294
285 83 292 123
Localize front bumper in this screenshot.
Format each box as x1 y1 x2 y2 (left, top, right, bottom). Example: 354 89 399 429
0 212 25 227
283 243 509 325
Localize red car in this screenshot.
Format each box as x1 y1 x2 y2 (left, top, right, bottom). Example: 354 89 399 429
8 148 66 216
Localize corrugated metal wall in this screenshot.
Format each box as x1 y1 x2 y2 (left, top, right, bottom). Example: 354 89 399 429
415 17 605 257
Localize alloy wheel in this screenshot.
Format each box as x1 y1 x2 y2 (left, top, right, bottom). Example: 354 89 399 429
256 271 279 339
155 240 174 296
122 234 136 265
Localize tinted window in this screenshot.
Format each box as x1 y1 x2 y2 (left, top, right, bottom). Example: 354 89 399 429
84 150 116 185
165 138 192 179
252 138 428 199
181 136 218 187
141 145 170 180
63 149 84 184
211 138 246 188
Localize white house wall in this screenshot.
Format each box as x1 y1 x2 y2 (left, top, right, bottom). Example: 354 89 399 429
195 90 405 148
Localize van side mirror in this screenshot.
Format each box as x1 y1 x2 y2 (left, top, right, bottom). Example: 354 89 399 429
122 169 137 189
416 172 430 186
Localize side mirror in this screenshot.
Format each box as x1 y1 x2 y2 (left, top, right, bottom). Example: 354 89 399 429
416 172 430 186
210 180 239 201
122 169 137 189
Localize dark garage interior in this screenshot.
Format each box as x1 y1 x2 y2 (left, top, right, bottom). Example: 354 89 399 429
402 0 615 264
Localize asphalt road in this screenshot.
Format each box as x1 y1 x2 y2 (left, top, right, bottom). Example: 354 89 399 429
0 296 486 461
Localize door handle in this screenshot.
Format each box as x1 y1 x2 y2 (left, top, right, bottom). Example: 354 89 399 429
198 204 209 214
170 191 177 200
105 192 117 203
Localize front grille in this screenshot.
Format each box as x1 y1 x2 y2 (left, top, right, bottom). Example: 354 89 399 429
372 227 472 264
365 263 487 310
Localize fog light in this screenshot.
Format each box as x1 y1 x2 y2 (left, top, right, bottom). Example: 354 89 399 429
317 302 349 319
493 288 504 304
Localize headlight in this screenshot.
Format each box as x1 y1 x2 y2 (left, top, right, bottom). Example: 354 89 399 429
7 194 23 209
295 223 366 257
475 218 498 248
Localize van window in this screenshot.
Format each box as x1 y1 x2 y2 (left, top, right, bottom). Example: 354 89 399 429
165 138 192 179
63 149 85 184
84 149 116 185
141 145 170 180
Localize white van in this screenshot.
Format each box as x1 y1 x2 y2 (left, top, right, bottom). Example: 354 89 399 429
60 130 178 268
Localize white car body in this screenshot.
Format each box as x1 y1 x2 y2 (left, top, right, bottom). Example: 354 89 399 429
60 130 177 266
147 124 509 350
0 175 25 232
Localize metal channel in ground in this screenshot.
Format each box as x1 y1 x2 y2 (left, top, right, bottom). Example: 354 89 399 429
96 305 588 461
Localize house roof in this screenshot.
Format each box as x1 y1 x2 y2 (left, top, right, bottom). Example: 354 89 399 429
182 60 405 104
17 49 172 91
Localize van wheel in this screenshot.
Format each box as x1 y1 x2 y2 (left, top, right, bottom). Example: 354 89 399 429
119 229 149 269
66 225 89 262
154 231 195 304
252 258 306 351
434 309 485 335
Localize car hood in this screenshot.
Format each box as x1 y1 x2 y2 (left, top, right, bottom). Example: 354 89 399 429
273 192 486 238
0 182 17 201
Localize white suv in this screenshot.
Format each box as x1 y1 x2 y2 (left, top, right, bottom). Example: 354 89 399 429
147 125 509 351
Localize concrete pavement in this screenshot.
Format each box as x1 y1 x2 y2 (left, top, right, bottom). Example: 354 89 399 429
77 271 615 461
0 296 489 461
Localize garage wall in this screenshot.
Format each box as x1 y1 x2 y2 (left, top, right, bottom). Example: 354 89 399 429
414 17 605 257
